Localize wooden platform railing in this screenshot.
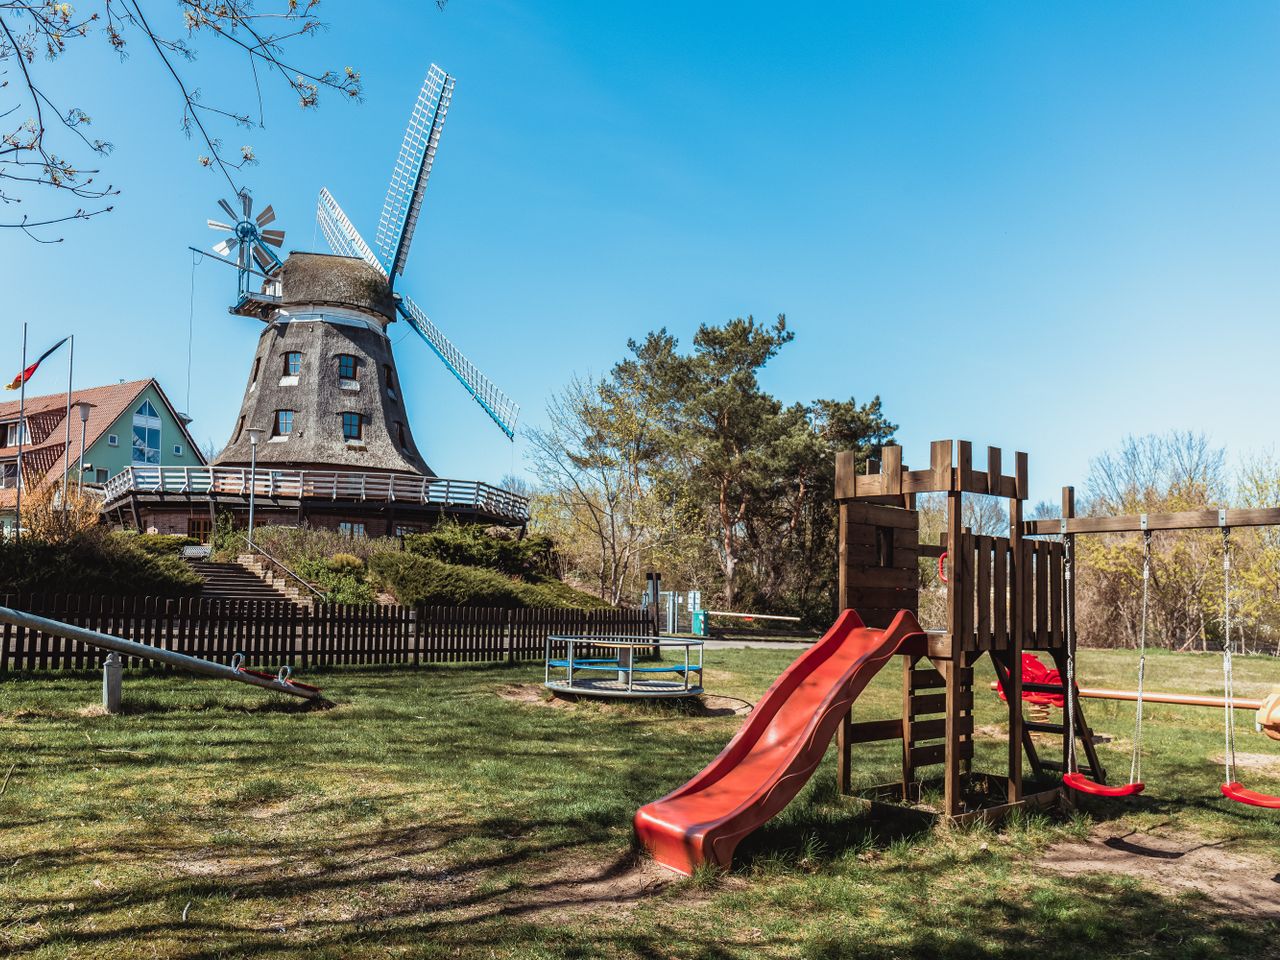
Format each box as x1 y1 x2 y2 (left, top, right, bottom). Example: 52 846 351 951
952 533 1067 652
0 594 655 672
101 466 530 522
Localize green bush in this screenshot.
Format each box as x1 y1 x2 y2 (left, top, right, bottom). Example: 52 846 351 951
115 533 198 557
367 553 607 609
402 525 557 580
327 553 364 574
0 532 204 599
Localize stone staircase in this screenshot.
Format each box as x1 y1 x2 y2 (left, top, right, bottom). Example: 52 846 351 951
235 553 319 605
187 558 302 604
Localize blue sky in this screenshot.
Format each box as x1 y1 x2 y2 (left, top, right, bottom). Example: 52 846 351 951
4 1 1278 506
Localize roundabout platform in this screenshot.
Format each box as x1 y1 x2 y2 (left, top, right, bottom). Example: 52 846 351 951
544 636 704 699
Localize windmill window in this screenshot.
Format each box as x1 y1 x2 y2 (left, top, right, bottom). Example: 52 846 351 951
273 410 295 436
384 365 396 394
233 416 245 443
131 400 162 465
250 356 261 388
396 422 407 449
283 352 302 377
337 355 358 381
341 412 363 441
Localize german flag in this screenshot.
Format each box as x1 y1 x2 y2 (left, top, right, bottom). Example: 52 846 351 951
5 337 69 390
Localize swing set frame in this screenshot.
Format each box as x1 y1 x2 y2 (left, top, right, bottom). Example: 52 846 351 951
833 439 1280 820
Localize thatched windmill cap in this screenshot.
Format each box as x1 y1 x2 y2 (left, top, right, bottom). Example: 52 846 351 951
279 252 396 321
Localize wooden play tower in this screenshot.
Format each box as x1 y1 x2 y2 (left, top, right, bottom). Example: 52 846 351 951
833 439 1104 822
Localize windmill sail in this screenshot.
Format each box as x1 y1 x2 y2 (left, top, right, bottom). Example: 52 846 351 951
397 292 519 440
376 64 455 280
317 187 519 440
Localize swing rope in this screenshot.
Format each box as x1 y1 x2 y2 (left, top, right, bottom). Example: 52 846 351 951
1130 531 1151 786
1221 526 1237 787
1063 532 1145 797
1218 525 1280 808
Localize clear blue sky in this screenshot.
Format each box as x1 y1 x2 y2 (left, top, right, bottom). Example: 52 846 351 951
4 1 1277 506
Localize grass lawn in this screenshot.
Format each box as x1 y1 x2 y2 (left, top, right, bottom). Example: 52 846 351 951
1 645 1278 959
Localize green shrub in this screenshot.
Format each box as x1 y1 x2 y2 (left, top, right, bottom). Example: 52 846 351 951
367 553 609 609
115 533 198 557
293 556 375 605
402 525 557 579
327 553 364 574
0 532 203 599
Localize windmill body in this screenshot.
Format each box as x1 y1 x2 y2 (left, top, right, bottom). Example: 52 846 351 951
212 253 433 478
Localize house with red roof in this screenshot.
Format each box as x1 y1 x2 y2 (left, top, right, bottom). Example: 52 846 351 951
0 379 206 537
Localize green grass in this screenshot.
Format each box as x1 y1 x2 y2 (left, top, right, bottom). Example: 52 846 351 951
0 646 1277 958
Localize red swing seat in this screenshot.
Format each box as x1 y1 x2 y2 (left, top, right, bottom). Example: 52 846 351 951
1220 781 1280 809
1063 772 1145 797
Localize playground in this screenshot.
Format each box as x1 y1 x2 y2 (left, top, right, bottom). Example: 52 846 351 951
1 643 1277 959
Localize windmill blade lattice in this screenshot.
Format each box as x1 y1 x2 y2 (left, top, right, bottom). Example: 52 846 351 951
376 64 455 280
316 187 519 440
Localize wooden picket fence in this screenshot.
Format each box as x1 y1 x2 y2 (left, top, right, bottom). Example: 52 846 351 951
0 594 657 672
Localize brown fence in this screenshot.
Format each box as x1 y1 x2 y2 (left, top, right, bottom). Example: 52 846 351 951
0 594 657 672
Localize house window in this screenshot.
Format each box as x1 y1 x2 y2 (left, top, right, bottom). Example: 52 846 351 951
131 400 161 465
173 444 184 456
0 462 17 489
336 354 358 380
283 351 302 376
273 410 295 436
107 434 119 447
341 412 362 440
339 521 366 538
95 468 108 484
2 422 29 447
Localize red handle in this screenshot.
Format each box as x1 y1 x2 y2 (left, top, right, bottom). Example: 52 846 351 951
938 551 948 584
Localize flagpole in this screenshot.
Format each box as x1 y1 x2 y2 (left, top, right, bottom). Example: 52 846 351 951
14 322 26 542
62 334 74 514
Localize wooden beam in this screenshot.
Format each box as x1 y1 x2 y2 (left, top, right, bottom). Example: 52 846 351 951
932 440 953 492
1024 505 1280 536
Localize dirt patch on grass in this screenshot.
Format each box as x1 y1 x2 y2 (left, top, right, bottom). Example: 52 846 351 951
1214 753 1280 774
1040 827 1280 919
505 854 692 919
496 684 751 717
496 684 573 709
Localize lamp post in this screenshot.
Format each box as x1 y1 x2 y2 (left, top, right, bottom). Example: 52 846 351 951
246 428 264 548
75 401 95 495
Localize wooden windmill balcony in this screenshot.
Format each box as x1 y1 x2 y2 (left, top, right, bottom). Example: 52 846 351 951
101 465 529 525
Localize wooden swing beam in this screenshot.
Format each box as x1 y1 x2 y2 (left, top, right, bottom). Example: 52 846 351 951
1023 506 1280 537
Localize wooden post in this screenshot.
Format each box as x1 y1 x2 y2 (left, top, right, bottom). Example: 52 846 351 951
1007 488 1025 802
1061 486 1075 770
944 484 963 817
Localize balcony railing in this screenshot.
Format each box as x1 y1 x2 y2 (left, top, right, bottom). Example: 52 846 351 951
102 465 529 522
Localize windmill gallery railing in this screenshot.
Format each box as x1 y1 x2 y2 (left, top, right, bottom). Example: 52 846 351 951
102 466 529 523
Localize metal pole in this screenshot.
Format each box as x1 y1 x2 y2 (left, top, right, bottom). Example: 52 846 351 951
61 335 73 514
14 322 26 541
102 651 122 713
77 415 88 494
247 434 258 548
0 604 322 700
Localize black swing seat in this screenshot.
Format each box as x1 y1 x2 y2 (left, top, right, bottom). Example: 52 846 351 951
1063 772 1145 797
1221 781 1280 809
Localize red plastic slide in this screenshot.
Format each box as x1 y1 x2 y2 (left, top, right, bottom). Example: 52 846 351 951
634 608 925 875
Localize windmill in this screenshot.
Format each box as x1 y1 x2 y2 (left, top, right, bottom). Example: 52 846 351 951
207 190 285 299
316 64 519 440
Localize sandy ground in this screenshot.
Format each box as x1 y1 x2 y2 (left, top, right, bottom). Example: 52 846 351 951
1040 826 1280 919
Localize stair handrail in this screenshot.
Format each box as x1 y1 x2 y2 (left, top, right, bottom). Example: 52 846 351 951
239 535 326 602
